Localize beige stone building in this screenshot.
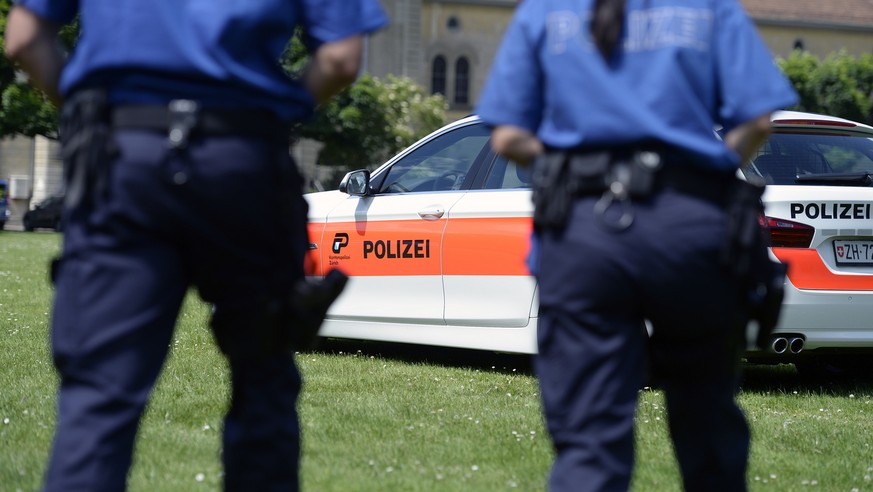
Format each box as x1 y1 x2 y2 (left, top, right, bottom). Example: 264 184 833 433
2 0 872 226
742 0 873 58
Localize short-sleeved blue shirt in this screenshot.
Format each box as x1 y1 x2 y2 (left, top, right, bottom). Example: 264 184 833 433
16 0 388 121
475 0 798 170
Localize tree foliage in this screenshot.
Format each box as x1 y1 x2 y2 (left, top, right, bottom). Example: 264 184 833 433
301 74 447 172
778 50 873 125
281 34 447 179
0 1 78 138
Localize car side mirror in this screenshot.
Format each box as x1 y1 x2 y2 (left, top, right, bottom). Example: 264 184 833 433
339 169 372 196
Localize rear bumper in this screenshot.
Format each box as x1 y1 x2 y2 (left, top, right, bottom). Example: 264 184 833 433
770 280 873 351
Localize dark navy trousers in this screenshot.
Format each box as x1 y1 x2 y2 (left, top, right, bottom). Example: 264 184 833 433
44 129 308 491
535 189 750 492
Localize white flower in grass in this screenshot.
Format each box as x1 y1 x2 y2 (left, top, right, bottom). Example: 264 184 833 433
471 465 479 471
3 418 9 425
195 473 205 482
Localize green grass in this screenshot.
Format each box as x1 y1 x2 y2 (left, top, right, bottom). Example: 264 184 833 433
2 231 873 491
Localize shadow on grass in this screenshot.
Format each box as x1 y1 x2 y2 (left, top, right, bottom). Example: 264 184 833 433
307 339 873 394
740 362 873 396
308 338 534 375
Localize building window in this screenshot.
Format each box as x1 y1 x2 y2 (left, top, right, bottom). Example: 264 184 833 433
432 56 447 96
454 57 470 105
447 16 461 32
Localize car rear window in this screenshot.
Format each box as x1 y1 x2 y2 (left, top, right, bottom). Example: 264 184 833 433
744 132 873 185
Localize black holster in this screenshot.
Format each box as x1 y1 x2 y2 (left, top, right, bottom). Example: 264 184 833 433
721 179 787 349
211 269 349 360
532 149 662 230
288 269 349 351
59 88 117 210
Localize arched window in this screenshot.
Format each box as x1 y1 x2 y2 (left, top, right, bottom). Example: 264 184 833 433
454 57 470 105
431 56 447 96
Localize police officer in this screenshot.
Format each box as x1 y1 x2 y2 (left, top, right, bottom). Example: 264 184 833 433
5 1 386 490
476 0 797 490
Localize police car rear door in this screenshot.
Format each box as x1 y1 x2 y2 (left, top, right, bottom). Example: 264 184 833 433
442 154 538 350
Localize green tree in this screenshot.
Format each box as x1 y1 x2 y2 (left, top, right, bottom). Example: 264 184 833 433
0 2 78 138
281 36 447 186
778 50 873 125
301 74 446 178
778 50 820 114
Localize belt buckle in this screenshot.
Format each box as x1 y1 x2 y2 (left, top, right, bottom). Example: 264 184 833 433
167 99 199 149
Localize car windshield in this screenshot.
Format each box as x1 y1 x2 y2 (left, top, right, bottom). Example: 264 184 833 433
743 132 873 185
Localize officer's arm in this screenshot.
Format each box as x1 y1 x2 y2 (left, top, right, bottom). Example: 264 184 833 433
303 36 364 105
724 113 773 165
490 125 544 166
3 6 65 106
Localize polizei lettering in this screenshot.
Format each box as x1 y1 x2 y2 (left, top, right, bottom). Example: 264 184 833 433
363 239 431 259
790 203 872 220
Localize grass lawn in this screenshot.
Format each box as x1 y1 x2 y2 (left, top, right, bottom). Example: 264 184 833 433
2 231 872 491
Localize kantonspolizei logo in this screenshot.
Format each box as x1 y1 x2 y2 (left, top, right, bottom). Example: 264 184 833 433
332 233 350 254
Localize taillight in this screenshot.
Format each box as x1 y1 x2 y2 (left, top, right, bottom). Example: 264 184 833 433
762 216 815 248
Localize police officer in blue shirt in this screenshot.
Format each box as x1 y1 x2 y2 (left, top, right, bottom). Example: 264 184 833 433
5 1 387 490
477 0 797 490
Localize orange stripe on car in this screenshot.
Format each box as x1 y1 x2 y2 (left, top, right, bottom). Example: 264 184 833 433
306 217 533 277
443 217 532 276
772 247 873 291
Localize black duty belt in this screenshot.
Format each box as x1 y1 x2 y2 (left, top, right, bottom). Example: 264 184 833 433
535 146 739 231
655 161 737 207
111 101 291 146
560 148 736 206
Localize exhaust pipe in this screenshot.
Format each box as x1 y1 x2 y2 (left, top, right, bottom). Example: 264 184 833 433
788 337 804 354
770 337 788 354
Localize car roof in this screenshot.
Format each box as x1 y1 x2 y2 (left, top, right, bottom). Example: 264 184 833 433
463 111 873 137
770 110 873 136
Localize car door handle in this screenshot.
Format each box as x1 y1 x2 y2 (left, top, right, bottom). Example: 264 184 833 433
418 208 445 220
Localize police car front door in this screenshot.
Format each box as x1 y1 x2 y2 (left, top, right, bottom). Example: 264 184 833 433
319 193 458 325
322 122 491 327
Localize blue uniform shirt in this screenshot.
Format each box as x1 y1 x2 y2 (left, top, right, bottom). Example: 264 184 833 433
476 0 798 170
16 0 389 122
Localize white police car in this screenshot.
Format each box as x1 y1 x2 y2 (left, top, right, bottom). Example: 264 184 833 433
305 111 873 377
740 111 873 376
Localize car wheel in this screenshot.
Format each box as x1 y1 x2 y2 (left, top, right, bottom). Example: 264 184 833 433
23 223 34 232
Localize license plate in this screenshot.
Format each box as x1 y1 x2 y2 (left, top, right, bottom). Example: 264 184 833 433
833 240 873 265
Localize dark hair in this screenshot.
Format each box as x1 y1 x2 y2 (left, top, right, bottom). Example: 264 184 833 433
590 0 626 60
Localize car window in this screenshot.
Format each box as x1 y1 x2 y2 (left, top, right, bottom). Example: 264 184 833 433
482 156 532 190
745 133 873 185
376 123 491 194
